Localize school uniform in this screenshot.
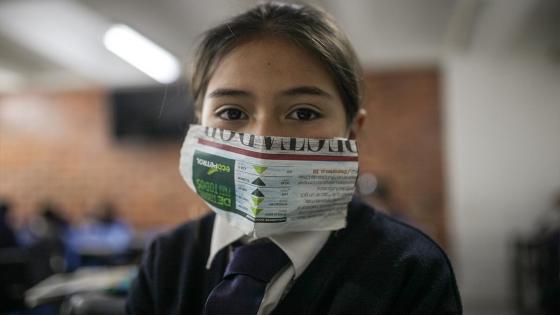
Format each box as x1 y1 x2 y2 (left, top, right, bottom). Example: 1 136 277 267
126 198 462 314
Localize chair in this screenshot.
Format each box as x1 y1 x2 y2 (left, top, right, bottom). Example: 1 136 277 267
60 292 126 315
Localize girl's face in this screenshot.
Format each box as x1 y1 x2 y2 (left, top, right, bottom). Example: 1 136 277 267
200 37 361 139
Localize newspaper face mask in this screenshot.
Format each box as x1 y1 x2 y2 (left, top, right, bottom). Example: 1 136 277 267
179 125 359 237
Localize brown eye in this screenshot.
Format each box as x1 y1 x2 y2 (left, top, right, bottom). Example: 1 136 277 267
216 108 248 120
287 107 321 121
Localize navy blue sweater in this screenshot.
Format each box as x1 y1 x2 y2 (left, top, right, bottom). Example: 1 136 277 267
127 199 462 314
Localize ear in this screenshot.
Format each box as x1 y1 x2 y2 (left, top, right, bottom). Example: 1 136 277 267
348 108 367 140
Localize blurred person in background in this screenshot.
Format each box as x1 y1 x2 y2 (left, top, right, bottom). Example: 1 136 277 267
0 199 17 248
0 198 25 312
0 201 72 314
68 201 132 266
19 201 76 278
514 191 560 315
126 2 462 315
534 191 560 314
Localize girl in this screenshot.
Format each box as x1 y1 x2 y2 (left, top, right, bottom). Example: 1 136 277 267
127 2 462 314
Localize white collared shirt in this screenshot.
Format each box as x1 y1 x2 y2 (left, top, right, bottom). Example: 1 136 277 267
206 215 331 315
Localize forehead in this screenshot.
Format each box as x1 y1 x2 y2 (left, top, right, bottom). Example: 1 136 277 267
206 36 337 93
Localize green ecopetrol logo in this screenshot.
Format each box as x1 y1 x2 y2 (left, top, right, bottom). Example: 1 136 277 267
192 151 236 212
196 157 231 175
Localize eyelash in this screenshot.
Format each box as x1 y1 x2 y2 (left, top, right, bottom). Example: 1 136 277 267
215 107 248 120
214 106 322 121
286 106 322 121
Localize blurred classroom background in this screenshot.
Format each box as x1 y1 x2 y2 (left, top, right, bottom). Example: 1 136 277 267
0 0 559 314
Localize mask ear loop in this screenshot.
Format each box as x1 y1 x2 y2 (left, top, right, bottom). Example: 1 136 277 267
341 119 354 140
344 118 357 140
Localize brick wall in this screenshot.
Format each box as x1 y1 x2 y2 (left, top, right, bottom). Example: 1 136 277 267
0 90 207 229
359 68 447 246
0 68 446 245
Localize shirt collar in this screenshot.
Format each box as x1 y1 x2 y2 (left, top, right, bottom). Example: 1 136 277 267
206 215 331 278
206 214 245 270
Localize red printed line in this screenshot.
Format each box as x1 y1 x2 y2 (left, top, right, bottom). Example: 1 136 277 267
198 138 358 161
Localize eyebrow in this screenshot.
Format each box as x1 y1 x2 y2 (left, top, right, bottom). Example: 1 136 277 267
280 86 333 98
207 88 252 98
207 85 332 99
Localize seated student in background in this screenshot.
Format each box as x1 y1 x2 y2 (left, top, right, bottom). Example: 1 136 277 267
126 2 462 314
69 202 132 257
0 199 17 248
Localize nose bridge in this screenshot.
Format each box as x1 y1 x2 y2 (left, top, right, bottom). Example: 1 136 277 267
248 113 280 137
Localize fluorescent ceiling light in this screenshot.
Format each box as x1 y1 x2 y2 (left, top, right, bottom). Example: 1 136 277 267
0 1 147 87
104 24 180 84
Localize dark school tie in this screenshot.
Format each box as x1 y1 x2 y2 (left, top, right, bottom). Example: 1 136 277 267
203 240 290 315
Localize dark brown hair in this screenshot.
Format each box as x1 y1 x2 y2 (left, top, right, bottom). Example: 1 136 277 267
190 1 362 125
